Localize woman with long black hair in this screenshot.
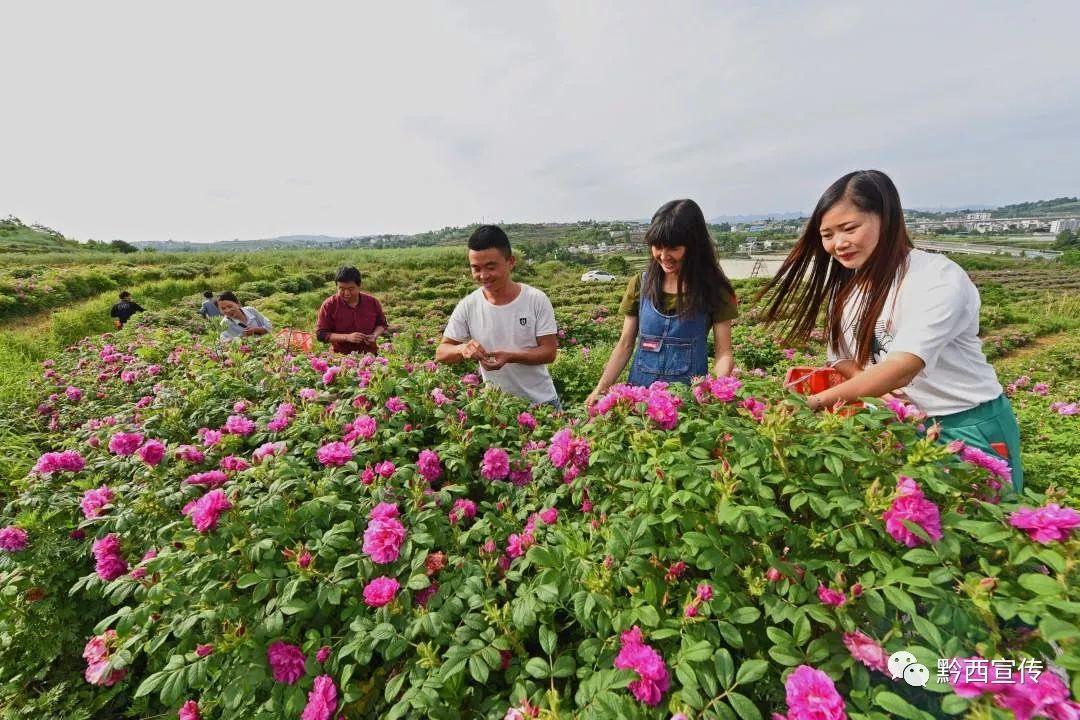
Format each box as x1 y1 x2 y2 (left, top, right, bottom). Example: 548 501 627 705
586 199 738 406
758 170 1022 490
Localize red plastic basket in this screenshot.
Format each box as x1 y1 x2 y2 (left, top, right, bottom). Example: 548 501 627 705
275 328 313 353
783 366 845 395
783 366 863 414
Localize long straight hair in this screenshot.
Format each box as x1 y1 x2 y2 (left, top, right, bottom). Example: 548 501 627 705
643 199 735 318
757 170 913 367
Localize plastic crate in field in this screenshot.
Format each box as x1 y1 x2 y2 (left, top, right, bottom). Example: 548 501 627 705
275 328 313 353
784 366 864 413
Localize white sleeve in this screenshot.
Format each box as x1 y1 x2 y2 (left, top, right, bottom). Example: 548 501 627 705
443 298 471 342
250 308 272 330
534 291 558 337
888 273 972 373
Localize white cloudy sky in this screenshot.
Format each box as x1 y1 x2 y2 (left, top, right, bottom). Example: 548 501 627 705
3 1 1079 242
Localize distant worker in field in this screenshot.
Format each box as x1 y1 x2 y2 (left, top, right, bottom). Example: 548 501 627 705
315 266 388 354
109 290 145 329
199 290 222 318
436 225 561 408
216 291 272 341
586 199 738 406
756 169 1023 491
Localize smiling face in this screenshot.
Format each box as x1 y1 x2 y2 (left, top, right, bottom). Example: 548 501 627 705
217 299 245 321
650 244 686 277
468 248 515 295
819 198 882 270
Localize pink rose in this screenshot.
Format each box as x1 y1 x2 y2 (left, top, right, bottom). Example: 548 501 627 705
1009 504 1080 544
882 476 942 547
266 640 306 685
301 674 338 720
0 526 29 553
138 439 166 466
613 626 670 706
363 576 400 607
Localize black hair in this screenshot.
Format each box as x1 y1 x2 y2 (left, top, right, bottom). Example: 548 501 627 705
642 199 736 317
467 225 512 259
119 291 132 300
203 291 214 299
335 266 362 285
216 291 240 305
756 169 913 368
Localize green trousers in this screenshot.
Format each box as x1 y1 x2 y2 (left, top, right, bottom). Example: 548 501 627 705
931 394 1024 493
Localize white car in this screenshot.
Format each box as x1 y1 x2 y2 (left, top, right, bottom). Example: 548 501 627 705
581 270 616 282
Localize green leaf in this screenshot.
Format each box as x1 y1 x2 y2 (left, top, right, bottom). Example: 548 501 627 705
792 614 810 645
236 573 262 589
1037 548 1066 574
525 657 549 679
875 690 931 720
526 546 556 567
134 671 166 698
715 648 735 688
768 645 803 666
634 605 660 627
883 586 917 615
468 654 489 684
913 616 942 650
384 670 407 702
552 655 576 678
279 599 309 615
370 623 396 641
407 574 430 590
729 607 761 625
539 625 557 656
939 694 968 715
902 549 938 565
676 662 699 692
735 659 769 685
863 588 886 616
682 640 713 663
1040 616 1080 642
728 691 763 720
1019 573 1062 596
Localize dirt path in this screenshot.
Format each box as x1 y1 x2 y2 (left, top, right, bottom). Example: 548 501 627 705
994 331 1071 363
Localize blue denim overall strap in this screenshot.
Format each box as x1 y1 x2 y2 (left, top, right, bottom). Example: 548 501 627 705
627 273 709 386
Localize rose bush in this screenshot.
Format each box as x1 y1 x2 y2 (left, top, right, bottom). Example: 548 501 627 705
1 328 1079 720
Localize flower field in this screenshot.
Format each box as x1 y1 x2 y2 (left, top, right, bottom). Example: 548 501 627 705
1 247 1079 720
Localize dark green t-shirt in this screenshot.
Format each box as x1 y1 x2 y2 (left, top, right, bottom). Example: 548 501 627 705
618 274 738 323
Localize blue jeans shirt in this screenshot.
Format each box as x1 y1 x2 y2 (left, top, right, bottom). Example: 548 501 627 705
627 275 709 386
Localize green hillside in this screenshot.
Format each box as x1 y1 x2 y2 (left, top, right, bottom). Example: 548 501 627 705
0 217 82 253
993 196 1080 218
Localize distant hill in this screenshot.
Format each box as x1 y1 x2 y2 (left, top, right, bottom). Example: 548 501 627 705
0 217 82 254
992 197 1080 218
128 235 392 252
710 212 806 224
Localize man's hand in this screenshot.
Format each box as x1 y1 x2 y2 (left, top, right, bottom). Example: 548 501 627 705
342 332 371 344
459 340 488 362
114 319 122 330
480 351 512 371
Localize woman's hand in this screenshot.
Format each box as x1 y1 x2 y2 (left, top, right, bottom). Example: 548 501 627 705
585 387 606 408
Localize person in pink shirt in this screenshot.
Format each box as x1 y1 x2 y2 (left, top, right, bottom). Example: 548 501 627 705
315 266 388 354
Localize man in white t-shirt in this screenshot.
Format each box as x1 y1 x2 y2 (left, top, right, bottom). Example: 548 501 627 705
436 225 561 407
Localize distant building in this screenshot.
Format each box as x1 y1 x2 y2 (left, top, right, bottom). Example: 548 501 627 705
965 212 991 221
1050 218 1080 233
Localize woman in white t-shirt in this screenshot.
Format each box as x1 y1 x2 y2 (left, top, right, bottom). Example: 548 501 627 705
758 170 1023 491
216 291 272 342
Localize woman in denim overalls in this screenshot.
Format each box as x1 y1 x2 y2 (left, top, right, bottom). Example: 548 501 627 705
587 199 738 406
